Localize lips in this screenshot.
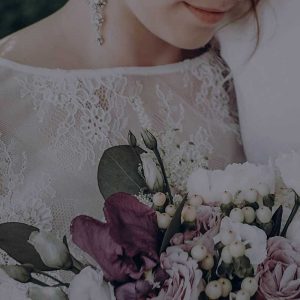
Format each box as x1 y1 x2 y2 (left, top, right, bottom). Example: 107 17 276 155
184 2 228 25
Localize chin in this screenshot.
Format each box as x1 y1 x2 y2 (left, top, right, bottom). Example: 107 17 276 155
166 32 214 50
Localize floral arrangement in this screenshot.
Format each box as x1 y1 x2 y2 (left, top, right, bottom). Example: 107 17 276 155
0 130 300 300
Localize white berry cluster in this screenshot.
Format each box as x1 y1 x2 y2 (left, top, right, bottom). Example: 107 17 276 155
190 243 214 271
230 277 259 300
153 192 176 230
221 184 275 235
181 194 205 228
155 193 203 230
205 277 258 300
153 192 176 229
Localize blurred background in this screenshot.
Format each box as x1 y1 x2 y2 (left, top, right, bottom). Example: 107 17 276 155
0 0 68 38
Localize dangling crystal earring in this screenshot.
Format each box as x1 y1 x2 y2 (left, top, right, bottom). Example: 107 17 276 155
87 0 108 46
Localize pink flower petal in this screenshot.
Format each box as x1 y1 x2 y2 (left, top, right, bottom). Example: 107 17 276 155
279 264 298 290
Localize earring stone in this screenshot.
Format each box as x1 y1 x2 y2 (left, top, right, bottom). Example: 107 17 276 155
87 0 108 45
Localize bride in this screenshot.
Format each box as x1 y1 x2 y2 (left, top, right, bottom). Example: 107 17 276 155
0 0 258 296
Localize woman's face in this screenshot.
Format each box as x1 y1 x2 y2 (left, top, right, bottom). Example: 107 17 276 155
123 0 250 49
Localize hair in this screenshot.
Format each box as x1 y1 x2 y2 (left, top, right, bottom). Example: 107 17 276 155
251 0 261 49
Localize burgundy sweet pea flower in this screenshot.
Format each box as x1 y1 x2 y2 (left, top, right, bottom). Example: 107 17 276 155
71 193 160 283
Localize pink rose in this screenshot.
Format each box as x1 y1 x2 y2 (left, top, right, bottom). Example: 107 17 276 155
153 246 204 300
257 236 300 300
194 205 221 236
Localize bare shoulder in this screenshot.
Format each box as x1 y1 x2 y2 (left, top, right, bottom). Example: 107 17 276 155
0 8 71 68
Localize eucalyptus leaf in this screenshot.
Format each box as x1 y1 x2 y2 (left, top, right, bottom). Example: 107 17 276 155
269 205 283 237
98 145 147 200
160 197 187 254
0 223 53 271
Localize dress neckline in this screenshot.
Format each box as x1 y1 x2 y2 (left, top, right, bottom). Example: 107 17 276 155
0 49 211 78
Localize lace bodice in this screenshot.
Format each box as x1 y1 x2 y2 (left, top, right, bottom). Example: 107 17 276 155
0 49 244 296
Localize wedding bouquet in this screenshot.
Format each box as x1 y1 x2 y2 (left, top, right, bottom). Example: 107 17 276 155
1 130 300 300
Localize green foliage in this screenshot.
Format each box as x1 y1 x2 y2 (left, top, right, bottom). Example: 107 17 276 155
0 0 67 38
0 222 52 271
98 145 147 200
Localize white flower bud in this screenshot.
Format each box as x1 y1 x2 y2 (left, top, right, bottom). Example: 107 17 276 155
141 155 164 192
28 231 72 269
141 129 157 150
0 265 32 283
236 290 251 300
242 207 256 224
229 241 246 258
182 205 197 223
241 277 258 296
221 230 236 246
244 189 258 203
256 206 272 224
191 244 207 262
222 191 233 205
157 212 172 229
200 254 214 270
218 278 232 297
188 194 204 207
28 287 68 300
128 131 137 148
165 204 176 217
221 246 233 264
257 183 270 197
229 208 244 223
153 193 166 207
205 281 222 300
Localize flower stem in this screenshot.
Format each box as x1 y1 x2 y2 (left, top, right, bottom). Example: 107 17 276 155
153 149 173 204
30 278 51 287
281 191 300 237
34 270 70 288
70 265 81 274
71 255 85 272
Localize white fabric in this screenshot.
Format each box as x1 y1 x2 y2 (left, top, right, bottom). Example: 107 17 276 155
217 0 300 164
0 48 243 296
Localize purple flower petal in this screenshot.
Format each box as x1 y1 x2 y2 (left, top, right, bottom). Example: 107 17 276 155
71 215 132 282
71 193 160 283
105 193 159 260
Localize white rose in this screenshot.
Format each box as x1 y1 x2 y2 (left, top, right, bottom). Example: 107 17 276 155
276 151 300 195
28 287 67 300
141 154 164 192
68 267 115 300
28 231 72 269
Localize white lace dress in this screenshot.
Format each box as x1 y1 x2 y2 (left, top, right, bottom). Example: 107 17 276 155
0 48 244 297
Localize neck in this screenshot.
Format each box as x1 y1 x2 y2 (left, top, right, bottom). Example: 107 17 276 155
59 0 185 69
